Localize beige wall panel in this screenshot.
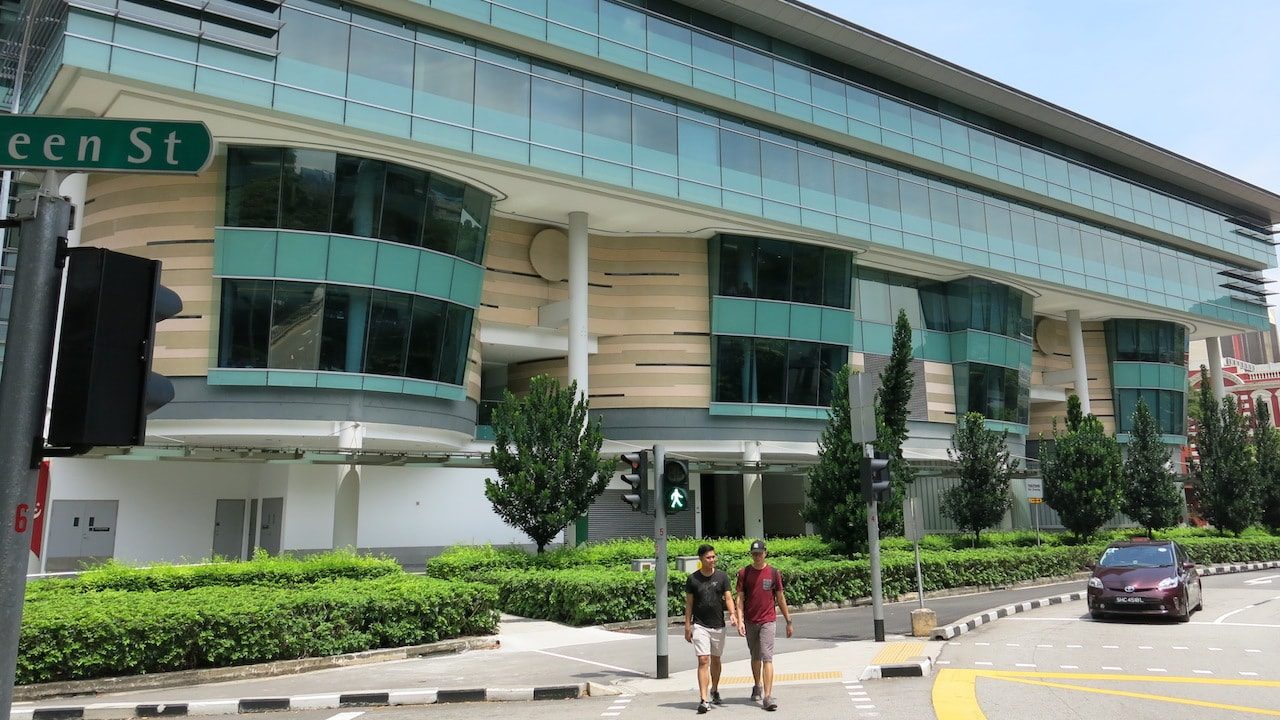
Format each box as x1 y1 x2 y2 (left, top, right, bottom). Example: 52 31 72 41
158 358 211 376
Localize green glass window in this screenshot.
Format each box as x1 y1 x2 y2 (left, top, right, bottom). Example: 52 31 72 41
280 149 335 232
712 235 852 309
225 147 282 228
713 335 846 406
1115 389 1186 436
218 279 472 386
1107 319 1187 364
963 362 1028 425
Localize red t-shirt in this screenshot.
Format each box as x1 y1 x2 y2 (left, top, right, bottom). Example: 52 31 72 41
736 564 783 625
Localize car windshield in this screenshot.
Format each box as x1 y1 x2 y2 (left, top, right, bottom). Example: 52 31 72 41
1098 545 1174 568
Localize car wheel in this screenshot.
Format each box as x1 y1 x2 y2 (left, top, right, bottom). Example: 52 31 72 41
1090 611 1107 621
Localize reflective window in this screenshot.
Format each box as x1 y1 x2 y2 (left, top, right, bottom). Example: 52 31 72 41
1107 319 1187 364
1116 389 1186 435
276 3 350 96
713 235 852 309
218 279 473 386
855 271 1029 336
714 335 845 406
964 363 1028 424
226 146 493 264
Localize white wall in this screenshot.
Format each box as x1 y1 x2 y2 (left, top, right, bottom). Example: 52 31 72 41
358 466 545 548
48 457 257 565
282 464 337 551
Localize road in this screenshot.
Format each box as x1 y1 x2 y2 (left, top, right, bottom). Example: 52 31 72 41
931 569 1280 719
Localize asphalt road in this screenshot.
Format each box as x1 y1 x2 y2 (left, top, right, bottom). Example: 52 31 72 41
931 568 1280 719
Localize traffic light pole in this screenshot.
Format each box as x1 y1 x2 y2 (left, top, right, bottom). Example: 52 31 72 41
653 444 669 679
0 181 72 718
865 444 886 642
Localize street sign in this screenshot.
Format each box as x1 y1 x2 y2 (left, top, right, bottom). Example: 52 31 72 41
1029 497 1043 504
847 371 877 444
1024 478 1043 500
904 496 925 543
0 116 213 174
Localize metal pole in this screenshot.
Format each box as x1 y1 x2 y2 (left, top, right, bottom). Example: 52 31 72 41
0 181 72 719
914 541 924 611
866 446 885 642
653 444 669 679
1034 501 1040 547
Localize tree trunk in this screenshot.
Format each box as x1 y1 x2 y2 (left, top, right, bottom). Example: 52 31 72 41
974 530 981 548
536 541 546 554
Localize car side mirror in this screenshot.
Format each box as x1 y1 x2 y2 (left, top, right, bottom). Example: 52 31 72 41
1181 561 1196 571
1084 561 1097 570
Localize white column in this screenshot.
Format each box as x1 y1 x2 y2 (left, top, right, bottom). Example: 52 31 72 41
567 211 589 400
742 441 764 540
1206 338 1225 402
1066 309 1091 415
691 473 703 538
332 422 365 549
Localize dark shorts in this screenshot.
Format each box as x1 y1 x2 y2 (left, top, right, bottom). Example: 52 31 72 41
745 621 776 662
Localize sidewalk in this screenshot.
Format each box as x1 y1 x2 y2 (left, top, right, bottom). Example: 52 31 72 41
8 613 944 719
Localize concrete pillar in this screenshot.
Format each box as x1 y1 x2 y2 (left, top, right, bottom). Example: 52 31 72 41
1206 339 1225 402
691 473 703 538
1066 309 1090 415
743 441 764 540
567 211 589 400
58 173 88 248
332 422 365 550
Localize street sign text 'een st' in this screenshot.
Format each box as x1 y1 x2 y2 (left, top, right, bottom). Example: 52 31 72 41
0 116 213 174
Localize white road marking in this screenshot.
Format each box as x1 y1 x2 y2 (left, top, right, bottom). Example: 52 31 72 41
1194 670 1213 675
1212 595 1280 624
1242 574 1280 585
1172 646 1188 650
975 661 994 666
1037 644 1053 648
975 642 990 646
1060 665 1079 669
1067 644 1082 649
1102 666 1123 671
1015 663 1036 668
532 649 647 676
1241 672 1260 677
1209 647 1223 651
1148 668 1167 673
1103 645 1119 649
936 660 951 665
856 705 876 710
1138 645 1153 650
327 713 364 720
1005 643 1020 647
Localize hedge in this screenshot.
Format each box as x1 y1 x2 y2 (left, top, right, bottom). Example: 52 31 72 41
17 574 498 684
61 550 404 593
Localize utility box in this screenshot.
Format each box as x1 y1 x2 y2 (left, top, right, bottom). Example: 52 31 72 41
675 556 700 574
631 558 656 572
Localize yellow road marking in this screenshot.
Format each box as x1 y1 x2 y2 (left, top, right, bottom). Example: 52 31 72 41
933 668 1280 720
996 675 1280 716
718 671 842 685
871 641 925 665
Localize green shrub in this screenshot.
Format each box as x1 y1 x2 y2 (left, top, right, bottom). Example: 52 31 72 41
424 544 531 579
18 575 497 684
65 551 402 593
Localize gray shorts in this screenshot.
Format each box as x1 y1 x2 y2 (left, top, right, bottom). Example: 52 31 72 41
691 624 725 657
745 621 776 662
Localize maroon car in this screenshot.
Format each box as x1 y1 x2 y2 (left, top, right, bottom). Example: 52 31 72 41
1086 540 1203 621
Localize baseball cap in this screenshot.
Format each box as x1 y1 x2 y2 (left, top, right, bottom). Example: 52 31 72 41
749 540 767 553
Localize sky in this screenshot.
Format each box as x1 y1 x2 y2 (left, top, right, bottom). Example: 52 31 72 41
805 1 1280 196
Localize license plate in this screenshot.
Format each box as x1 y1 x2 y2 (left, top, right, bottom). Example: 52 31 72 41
1114 596 1144 604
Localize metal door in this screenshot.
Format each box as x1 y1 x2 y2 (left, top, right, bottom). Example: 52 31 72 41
45 499 118 571
247 498 259 555
258 497 282 556
212 499 246 560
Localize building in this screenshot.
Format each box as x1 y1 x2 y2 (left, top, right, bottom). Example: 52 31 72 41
3 0 1277 570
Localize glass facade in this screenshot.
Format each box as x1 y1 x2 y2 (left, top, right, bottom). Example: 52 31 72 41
1106 319 1189 365
713 336 846 407
1105 319 1189 437
423 0 1269 266
225 146 492 264
218 279 472 385
60 3 1270 330
1115 389 1186 437
957 363 1029 426
712 235 851 308
855 270 1032 340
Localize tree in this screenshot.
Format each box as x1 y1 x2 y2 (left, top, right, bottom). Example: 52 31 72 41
1040 394 1124 541
873 308 917 536
1122 397 1183 537
943 412 1017 547
1193 380 1260 535
1256 401 1280 532
484 375 614 553
803 366 867 553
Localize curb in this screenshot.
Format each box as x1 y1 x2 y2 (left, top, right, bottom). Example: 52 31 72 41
930 560 1280 640
10 685 589 719
13 638 500 702
860 658 932 680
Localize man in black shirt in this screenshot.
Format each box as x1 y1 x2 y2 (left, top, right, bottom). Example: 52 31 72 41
684 543 739 714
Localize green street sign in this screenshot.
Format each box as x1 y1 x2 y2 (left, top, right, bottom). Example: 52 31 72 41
0 116 213 174
665 486 689 514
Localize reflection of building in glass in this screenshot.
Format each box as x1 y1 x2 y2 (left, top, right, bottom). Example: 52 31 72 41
7 0 1277 566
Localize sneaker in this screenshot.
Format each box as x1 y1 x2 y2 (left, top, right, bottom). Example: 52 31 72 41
697 700 709 714
764 696 778 711
750 686 762 702
710 691 723 706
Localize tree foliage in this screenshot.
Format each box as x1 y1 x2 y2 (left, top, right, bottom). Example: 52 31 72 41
1040 394 1124 541
943 412 1017 546
484 375 614 553
1121 397 1184 537
1259 401 1280 532
1192 372 1260 534
873 308 918 535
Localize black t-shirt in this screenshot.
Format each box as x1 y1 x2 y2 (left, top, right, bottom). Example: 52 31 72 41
685 569 730 628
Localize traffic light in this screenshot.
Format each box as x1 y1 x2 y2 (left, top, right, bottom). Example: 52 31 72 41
662 458 689 514
620 450 650 513
48 248 182 448
860 455 892 504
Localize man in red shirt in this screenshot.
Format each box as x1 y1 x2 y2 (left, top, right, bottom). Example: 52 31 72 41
734 539 793 711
